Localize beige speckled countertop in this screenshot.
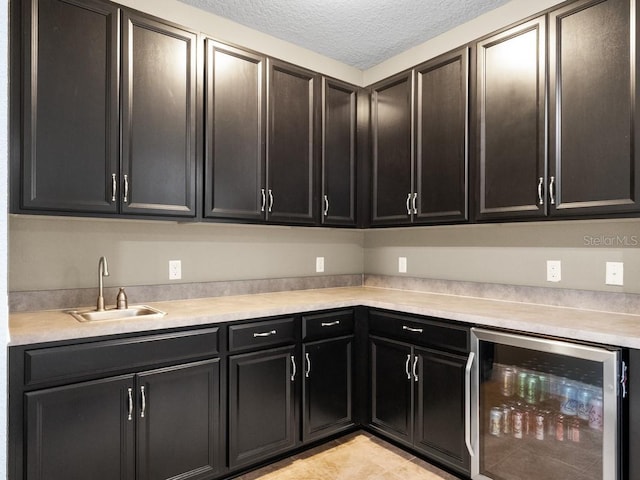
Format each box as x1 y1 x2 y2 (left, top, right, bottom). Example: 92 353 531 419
9 286 640 348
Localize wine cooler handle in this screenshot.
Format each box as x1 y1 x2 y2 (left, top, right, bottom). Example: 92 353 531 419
464 351 475 458
621 360 628 398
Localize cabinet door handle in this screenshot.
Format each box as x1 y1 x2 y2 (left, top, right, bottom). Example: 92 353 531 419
321 320 340 327
291 355 296 382
323 194 329 217
549 176 556 205
465 352 475 458
537 177 544 205
305 352 311 378
268 189 274 213
405 354 412 380
123 174 129 204
253 329 276 338
412 193 418 215
111 173 117 202
406 193 412 215
402 325 423 334
140 385 146 419
127 387 133 421
260 188 266 212
412 355 419 382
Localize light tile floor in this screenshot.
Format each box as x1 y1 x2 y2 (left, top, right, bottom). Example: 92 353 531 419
235 431 462 480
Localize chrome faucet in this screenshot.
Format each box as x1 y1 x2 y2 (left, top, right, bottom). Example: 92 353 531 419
97 256 110 311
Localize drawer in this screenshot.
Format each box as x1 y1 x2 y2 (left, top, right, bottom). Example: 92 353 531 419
302 310 353 340
24 327 219 387
228 317 296 352
368 310 468 353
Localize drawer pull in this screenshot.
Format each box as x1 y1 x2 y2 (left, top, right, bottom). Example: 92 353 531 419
253 330 277 338
140 385 146 419
402 325 423 334
127 387 133 421
321 321 340 327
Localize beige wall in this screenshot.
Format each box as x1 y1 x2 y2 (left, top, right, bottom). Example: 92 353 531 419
364 219 640 294
8 216 364 291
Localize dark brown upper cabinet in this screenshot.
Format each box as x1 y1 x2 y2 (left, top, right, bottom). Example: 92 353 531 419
16 0 198 218
121 11 198 217
549 0 640 216
370 49 469 227
370 71 414 226
19 0 120 214
321 78 358 226
476 16 547 221
414 47 469 224
204 40 266 222
266 59 320 225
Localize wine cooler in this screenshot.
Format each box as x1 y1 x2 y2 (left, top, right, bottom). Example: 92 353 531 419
469 328 625 480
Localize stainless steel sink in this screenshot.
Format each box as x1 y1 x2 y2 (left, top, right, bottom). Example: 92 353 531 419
67 305 166 323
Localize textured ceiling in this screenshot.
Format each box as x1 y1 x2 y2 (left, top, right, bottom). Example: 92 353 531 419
178 0 510 70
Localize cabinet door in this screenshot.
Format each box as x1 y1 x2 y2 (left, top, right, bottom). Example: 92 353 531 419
267 59 318 225
476 17 546 220
370 71 413 225
136 359 221 480
25 375 135 480
121 12 197 217
20 0 119 214
549 0 640 216
369 337 413 444
414 348 470 475
321 78 357 226
302 336 353 443
204 40 266 221
414 48 469 224
228 346 297 469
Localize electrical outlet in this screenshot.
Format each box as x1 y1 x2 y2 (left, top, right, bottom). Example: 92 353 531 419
398 257 407 273
546 260 561 282
316 257 325 273
606 261 624 286
169 260 182 280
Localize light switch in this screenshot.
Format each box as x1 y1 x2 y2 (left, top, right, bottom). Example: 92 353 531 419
398 257 407 273
605 262 623 286
316 257 325 273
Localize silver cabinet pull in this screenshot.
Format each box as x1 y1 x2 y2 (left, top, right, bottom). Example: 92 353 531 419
290 355 296 381
321 321 340 327
111 173 117 202
412 355 419 382
323 194 329 217
305 353 311 378
464 352 476 457
268 189 274 213
260 188 266 212
123 174 129 204
140 385 146 419
253 329 276 338
402 325 423 334
406 193 412 215
412 193 418 214
549 176 556 205
537 177 544 205
127 387 133 421
405 354 411 380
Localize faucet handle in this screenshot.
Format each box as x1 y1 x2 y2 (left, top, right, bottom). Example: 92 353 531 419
116 288 128 310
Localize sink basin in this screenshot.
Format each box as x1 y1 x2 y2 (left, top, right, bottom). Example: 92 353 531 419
67 305 166 323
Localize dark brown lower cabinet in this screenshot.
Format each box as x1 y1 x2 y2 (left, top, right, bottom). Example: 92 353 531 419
25 360 221 480
26 375 135 480
302 336 354 442
369 336 470 475
228 346 297 470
